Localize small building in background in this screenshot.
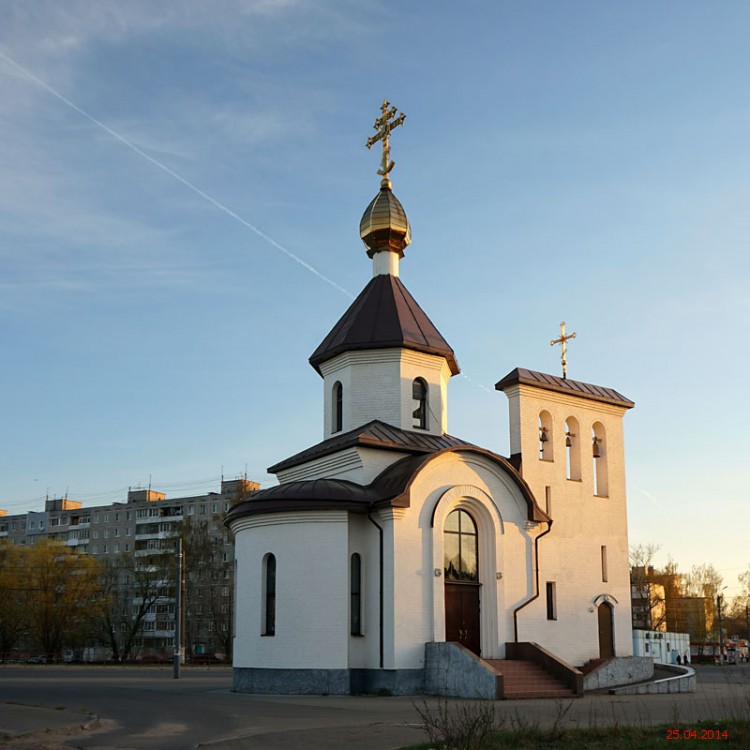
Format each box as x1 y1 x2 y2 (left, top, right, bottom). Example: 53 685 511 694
632 629 690 665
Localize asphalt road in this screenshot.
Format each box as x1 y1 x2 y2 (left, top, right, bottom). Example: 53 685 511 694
1 664 749 749
1 666 425 750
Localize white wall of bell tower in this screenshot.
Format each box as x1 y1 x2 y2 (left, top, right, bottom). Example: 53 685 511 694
499 376 635 663
320 349 451 438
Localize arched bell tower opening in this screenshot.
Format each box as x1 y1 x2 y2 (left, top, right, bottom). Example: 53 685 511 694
592 421 608 497
332 381 343 434
412 377 428 430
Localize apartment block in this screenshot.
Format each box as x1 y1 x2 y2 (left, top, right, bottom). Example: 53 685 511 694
0 478 257 660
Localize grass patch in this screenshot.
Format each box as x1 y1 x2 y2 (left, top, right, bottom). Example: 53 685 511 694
402 720 750 750
409 691 750 750
400 719 750 749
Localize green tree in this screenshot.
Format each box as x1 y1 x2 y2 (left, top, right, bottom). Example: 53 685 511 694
0 542 27 660
21 539 102 661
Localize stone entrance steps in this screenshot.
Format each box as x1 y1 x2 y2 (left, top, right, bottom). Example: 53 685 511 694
485 659 577 699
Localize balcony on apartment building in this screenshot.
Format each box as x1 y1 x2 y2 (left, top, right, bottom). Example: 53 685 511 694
134 524 179 542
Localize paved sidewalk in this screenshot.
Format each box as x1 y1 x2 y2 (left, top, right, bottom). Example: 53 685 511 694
1 664 749 749
0 703 100 746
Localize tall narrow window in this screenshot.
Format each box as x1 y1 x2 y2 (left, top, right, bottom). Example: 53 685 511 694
565 417 581 481
412 378 428 430
592 422 609 497
601 545 608 582
332 382 343 433
443 509 478 581
262 553 276 636
544 486 552 517
233 559 239 639
546 581 557 620
350 553 362 636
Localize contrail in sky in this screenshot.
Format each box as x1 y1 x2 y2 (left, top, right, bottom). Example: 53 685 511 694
0 48 355 300
460 372 494 394
635 487 661 508
0 48 508 403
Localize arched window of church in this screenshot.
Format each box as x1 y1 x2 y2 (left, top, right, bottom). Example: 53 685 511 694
412 378 428 430
565 417 581 481
350 553 362 636
538 411 553 461
592 422 609 497
262 553 276 636
332 382 343 433
443 509 478 582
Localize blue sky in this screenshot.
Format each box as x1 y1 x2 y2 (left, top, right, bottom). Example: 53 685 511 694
1 1 748 596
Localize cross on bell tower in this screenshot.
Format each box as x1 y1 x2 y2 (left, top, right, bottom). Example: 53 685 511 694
550 321 577 379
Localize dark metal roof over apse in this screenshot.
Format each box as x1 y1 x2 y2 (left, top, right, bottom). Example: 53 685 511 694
226 429 549 527
268 419 470 474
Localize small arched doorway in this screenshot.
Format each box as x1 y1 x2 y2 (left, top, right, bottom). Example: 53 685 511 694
444 509 481 655
597 602 615 658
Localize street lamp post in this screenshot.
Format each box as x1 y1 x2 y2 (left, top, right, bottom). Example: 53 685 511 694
716 586 727 666
174 538 184 679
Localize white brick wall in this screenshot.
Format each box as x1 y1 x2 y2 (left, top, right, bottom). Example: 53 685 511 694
232 511 349 670
319 349 452 437
503 383 634 664
275 446 410 485
386 451 538 667
232 378 635 675
347 514 381 668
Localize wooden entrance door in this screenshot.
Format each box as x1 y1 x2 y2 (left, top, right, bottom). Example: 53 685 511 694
598 602 615 658
445 583 481 656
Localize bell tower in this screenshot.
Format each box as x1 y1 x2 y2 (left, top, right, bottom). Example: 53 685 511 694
496 366 635 659
309 101 459 438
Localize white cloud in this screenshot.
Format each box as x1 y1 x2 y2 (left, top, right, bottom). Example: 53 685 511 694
0 1 368 65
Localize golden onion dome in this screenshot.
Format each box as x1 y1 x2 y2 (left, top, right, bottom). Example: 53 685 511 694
359 182 412 259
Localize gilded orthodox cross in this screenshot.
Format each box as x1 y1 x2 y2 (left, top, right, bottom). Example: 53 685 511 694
550 321 576 379
366 99 406 186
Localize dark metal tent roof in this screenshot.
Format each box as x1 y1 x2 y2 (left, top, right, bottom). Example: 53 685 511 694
309 274 459 376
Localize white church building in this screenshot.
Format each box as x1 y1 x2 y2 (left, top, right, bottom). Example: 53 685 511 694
226 109 635 697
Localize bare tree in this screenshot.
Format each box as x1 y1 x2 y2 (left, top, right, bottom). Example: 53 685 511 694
629 542 661 570
629 543 668 630
181 517 233 659
738 566 750 605
95 553 172 661
722 597 750 642
683 564 724 600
